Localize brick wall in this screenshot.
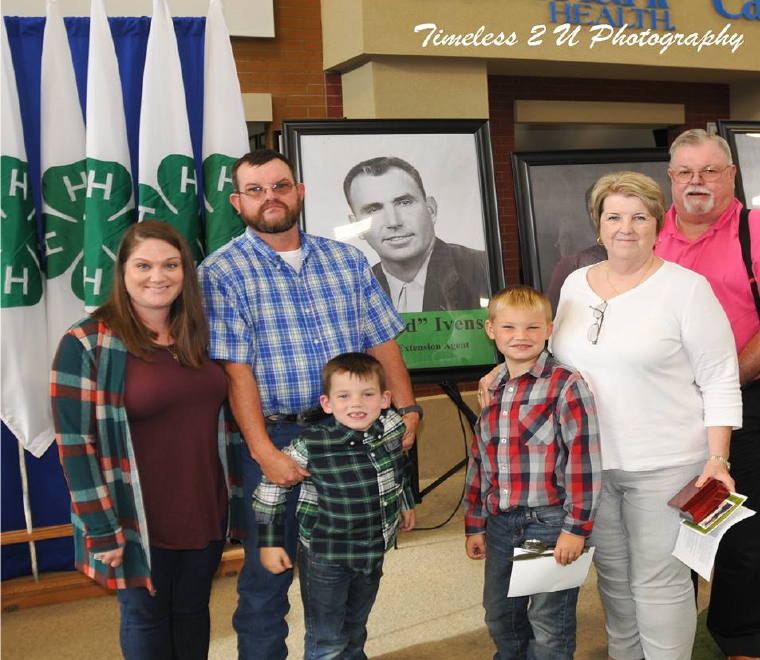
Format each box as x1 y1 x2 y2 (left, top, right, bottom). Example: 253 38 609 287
230 0 339 144
488 75 731 284
325 71 344 118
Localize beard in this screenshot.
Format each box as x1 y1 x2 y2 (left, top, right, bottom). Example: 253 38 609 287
681 185 715 215
242 198 302 234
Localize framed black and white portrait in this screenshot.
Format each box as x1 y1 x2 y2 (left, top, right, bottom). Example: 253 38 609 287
512 148 671 293
718 120 760 210
282 119 504 381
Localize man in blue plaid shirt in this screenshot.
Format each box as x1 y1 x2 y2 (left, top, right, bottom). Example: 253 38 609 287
197 150 420 660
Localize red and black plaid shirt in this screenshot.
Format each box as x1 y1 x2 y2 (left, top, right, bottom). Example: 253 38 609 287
464 350 602 538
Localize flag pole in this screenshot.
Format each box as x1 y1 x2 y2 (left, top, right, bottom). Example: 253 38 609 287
17 441 40 581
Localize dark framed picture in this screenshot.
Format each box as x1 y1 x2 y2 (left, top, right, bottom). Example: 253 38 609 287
282 119 504 381
512 148 671 292
718 120 760 210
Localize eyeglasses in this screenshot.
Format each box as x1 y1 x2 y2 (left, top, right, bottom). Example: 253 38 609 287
669 167 730 183
236 182 295 199
588 302 608 345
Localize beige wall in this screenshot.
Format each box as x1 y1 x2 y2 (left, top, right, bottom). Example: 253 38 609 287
513 100 684 125
416 392 479 482
322 0 760 81
731 82 760 120
323 0 758 121
342 59 489 119
1 0 275 37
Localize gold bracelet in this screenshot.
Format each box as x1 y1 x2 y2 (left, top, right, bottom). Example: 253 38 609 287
708 455 731 470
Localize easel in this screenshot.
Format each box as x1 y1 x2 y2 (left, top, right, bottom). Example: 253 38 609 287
409 380 480 503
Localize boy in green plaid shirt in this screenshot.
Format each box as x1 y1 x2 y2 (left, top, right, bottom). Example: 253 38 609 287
253 352 415 658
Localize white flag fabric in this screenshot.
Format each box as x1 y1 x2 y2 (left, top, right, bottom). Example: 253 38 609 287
138 0 203 262
1 21 55 457
83 0 135 310
41 0 87 350
202 0 248 255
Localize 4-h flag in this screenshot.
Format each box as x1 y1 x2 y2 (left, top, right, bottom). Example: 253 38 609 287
84 0 135 310
202 0 248 255
138 0 203 262
41 0 87 348
1 21 54 456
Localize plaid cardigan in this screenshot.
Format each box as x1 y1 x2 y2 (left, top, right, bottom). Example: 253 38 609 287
50 318 246 592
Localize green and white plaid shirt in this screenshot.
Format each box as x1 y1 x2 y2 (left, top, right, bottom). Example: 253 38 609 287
253 409 414 572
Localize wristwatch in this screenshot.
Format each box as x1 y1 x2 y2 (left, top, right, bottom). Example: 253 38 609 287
396 405 424 420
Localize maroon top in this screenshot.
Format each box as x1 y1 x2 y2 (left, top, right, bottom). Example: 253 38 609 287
125 348 228 549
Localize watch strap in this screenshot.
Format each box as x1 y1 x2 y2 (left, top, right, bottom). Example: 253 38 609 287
396 404 423 420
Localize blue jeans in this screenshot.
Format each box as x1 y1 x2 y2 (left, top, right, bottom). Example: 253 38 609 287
233 421 304 660
117 540 225 660
482 505 578 660
299 544 383 660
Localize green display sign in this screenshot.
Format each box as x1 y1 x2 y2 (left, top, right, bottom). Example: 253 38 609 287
396 308 495 370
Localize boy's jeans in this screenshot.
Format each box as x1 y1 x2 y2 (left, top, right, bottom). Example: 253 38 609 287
299 543 384 660
483 505 578 660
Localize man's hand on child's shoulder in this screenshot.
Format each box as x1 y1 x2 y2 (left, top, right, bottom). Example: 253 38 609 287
399 509 416 532
465 534 486 560
553 531 585 566
260 547 293 574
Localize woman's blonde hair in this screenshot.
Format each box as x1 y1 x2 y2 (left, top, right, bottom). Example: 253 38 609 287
92 220 209 369
589 171 667 236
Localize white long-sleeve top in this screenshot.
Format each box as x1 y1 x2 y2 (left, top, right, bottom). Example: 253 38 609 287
550 261 742 472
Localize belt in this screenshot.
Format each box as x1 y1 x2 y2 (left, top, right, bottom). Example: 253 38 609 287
264 407 330 426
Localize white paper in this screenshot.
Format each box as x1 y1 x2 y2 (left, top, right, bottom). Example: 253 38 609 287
672 505 756 581
507 547 595 597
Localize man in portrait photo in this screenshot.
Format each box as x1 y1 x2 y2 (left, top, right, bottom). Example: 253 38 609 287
343 156 490 313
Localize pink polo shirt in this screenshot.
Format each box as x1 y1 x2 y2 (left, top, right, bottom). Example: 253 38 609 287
655 198 760 355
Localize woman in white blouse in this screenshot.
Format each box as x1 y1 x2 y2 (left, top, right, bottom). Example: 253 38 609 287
550 171 741 660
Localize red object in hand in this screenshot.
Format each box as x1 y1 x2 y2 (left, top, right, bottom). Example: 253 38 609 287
667 476 730 524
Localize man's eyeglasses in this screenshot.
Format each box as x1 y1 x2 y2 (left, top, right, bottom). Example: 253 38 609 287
669 167 730 183
236 182 295 199
588 301 608 345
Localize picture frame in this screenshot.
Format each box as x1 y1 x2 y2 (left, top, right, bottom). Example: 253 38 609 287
718 120 760 210
282 118 505 382
511 148 671 292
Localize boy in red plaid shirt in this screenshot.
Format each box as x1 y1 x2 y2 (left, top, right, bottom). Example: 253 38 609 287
465 286 601 660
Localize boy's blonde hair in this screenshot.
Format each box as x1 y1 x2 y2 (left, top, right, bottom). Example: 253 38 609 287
488 286 552 322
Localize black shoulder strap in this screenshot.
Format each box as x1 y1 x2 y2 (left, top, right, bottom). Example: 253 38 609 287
738 207 760 323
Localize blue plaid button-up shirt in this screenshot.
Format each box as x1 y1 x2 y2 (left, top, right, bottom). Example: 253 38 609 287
197 228 404 416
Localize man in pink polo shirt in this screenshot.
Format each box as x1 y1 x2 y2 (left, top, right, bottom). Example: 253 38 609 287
655 128 760 660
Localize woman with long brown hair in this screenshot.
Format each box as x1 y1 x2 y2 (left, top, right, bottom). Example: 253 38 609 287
51 220 245 660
